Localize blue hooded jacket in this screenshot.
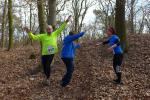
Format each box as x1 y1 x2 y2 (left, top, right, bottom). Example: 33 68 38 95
108 35 123 54
103 35 123 54
61 32 85 58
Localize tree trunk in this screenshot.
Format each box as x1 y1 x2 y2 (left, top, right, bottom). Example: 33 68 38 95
48 0 56 28
74 14 79 33
130 0 135 34
47 0 57 67
8 0 13 50
37 0 46 33
72 0 90 33
30 3 32 31
138 15 145 34
29 3 33 45
36 0 47 71
1 0 7 48
37 0 46 53
115 0 127 52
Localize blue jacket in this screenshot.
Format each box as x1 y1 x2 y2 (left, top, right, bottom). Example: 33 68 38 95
103 35 123 54
61 32 85 58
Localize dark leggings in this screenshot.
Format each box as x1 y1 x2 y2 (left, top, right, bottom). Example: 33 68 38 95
113 54 123 81
41 54 54 79
61 58 74 86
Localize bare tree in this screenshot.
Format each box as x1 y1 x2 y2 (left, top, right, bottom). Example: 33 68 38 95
37 0 46 33
145 8 150 33
56 0 69 15
94 0 115 34
47 0 56 27
137 7 146 34
8 0 14 50
126 0 136 33
45 0 69 27
1 0 7 48
71 0 94 33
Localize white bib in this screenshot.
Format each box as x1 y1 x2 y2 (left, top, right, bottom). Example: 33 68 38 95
48 46 54 54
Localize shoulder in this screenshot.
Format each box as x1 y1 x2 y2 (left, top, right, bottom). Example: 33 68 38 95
111 35 119 39
64 35 70 39
39 33 47 36
108 35 118 42
38 33 47 39
63 35 69 41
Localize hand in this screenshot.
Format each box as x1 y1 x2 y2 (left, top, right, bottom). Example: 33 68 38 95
78 41 84 45
24 27 31 33
66 15 72 22
96 43 102 46
96 43 99 46
107 47 113 52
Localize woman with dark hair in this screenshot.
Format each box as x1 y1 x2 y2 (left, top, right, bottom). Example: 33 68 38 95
97 27 123 84
60 31 85 87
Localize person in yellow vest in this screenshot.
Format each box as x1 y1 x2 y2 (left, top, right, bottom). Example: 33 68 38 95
24 16 71 85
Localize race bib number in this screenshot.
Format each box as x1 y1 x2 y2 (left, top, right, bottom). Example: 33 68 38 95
48 46 55 54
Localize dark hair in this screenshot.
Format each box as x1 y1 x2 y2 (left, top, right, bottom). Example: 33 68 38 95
108 27 116 34
69 31 75 35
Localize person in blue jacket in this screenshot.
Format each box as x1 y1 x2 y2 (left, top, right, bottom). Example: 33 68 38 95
97 27 123 84
60 31 85 87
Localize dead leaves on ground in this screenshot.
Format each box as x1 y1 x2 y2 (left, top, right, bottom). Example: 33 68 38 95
0 34 150 99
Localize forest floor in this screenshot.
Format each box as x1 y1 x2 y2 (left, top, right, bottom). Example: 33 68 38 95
0 34 150 100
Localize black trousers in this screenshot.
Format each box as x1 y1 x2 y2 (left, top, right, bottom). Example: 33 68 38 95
41 54 54 79
61 58 74 86
113 54 123 81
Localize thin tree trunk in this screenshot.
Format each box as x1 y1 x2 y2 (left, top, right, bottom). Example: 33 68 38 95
138 15 145 34
130 0 135 34
8 0 13 50
1 0 7 48
29 3 33 45
30 3 32 31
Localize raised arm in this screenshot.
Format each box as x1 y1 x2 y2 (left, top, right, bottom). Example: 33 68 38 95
96 38 110 46
24 27 42 41
54 15 71 36
28 32 42 41
102 40 109 45
54 22 67 36
66 32 85 43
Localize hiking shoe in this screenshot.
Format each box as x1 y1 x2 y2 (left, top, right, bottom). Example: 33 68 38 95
42 78 50 86
113 79 119 82
113 79 123 85
60 80 67 87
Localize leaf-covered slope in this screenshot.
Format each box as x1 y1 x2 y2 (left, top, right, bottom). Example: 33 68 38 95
0 34 149 99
